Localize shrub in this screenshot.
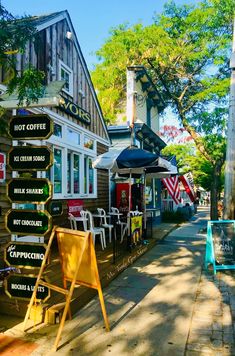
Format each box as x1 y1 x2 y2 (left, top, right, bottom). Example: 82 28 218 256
162 210 186 223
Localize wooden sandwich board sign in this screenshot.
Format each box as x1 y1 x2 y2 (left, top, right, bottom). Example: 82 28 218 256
23 227 110 351
205 220 235 275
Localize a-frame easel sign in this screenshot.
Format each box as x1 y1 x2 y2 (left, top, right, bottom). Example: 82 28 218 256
205 220 235 275
23 227 110 351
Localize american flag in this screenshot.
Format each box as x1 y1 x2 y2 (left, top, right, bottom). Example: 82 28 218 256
162 156 182 205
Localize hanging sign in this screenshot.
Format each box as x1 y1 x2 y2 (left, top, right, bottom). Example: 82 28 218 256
7 178 52 204
8 146 53 171
5 274 50 301
48 201 63 216
205 220 235 274
9 114 53 140
5 209 52 235
4 242 47 268
0 152 6 182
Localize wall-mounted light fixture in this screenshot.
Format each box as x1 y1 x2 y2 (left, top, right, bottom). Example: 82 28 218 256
66 31 73 40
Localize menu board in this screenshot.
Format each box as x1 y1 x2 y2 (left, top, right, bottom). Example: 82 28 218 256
211 222 235 265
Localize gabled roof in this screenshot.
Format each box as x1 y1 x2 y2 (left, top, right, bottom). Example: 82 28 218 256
26 10 110 144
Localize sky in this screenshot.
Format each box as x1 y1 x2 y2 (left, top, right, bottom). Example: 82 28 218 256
4 0 197 70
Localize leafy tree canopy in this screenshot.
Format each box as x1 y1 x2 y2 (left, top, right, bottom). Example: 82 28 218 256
0 5 44 106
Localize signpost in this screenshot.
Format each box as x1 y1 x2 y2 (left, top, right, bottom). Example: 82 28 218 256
9 114 53 140
205 220 235 274
6 209 52 236
7 178 52 203
5 242 47 268
8 146 53 171
5 274 50 301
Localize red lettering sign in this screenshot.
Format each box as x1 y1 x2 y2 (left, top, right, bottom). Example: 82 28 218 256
67 199 84 217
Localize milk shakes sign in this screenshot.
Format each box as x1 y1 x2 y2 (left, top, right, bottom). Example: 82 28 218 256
7 178 52 203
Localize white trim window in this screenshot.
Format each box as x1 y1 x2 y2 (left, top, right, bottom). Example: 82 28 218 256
47 123 97 199
59 60 73 97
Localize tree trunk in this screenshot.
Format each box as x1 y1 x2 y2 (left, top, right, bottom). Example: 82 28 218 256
210 163 222 220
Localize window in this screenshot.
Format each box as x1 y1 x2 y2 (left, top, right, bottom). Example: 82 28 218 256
59 60 73 97
67 128 80 145
84 156 94 194
54 148 62 194
84 136 94 150
67 152 80 194
53 123 62 138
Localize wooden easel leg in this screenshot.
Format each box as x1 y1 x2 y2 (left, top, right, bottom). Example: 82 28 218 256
53 236 87 351
97 287 110 332
23 228 56 331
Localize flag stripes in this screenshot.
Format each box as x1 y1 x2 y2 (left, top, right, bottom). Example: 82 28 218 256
162 175 182 205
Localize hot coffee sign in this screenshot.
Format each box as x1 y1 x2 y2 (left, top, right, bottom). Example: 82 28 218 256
9 114 53 140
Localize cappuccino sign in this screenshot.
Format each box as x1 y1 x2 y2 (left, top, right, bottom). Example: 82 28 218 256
5 242 46 268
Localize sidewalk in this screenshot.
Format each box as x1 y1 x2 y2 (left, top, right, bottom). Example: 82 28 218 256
2 207 235 355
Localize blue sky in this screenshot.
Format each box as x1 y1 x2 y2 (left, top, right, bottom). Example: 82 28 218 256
4 0 197 70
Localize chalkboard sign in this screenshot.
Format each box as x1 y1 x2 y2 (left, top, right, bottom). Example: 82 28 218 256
205 220 235 274
211 222 235 265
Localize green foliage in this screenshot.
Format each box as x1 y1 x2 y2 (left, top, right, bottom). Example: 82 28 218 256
161 143 195 173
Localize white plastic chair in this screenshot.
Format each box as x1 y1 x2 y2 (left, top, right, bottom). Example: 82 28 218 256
82 210 106 249
68 213 77 230
97 208 115 243
110 207 128 243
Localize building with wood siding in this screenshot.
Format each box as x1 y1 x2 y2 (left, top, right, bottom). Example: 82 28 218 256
0 10 110 248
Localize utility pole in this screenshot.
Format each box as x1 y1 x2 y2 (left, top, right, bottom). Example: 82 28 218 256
224 18 235 219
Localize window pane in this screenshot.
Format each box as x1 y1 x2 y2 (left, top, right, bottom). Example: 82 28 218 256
84 136 94 150
84 157 87 193
67 129 80 145
54 148 62 194
73 154 80 194
88 158 94 194
54 123 62 138
67 152 71 194
61 68 70 91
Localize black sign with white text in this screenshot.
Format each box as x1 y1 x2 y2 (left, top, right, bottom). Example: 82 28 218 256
6 209 52 235
5 274 49 301
5 242 46 268
9 114 53 140
8 146 53 171
7 178 52 203
211 222 235 265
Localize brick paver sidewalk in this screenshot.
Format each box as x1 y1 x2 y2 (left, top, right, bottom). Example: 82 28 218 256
186 269 235 355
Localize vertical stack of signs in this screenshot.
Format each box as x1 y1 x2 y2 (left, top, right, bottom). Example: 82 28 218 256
4 114 54 301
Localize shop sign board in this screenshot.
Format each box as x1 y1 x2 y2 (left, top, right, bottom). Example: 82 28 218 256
9 114 53 140
5 209 52 236
7 178 52 204
48 201 63 216
205 220 235 274
5 274 50 301
0 152 6 182
67 199 84 217
4 242 47 268
59 97 91 125
8 146 53 171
